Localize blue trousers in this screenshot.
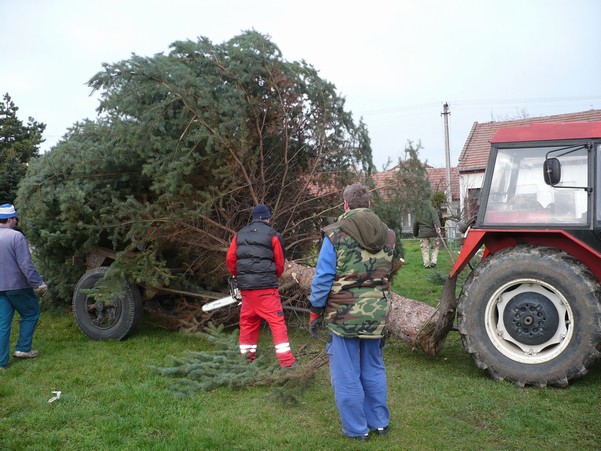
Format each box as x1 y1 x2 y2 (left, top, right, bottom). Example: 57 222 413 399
0 288 41 368
326 332 390 437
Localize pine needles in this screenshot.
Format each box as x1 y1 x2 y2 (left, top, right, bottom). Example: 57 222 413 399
153 323 328 404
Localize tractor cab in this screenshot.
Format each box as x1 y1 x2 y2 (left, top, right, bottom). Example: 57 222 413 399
479 122 599 229
452 121 601 281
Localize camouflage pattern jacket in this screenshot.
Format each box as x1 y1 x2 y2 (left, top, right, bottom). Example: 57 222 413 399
321 208 396 338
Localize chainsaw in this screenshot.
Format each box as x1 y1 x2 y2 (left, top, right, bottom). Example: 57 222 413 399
201 277 242 312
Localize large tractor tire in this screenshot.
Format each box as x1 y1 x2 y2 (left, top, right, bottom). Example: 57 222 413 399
457 245 601 387
72 266 143 340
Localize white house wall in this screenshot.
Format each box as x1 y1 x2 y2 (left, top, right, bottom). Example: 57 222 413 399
459 172 485 219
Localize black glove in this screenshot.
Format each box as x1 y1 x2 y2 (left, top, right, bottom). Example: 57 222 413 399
309 307 324 338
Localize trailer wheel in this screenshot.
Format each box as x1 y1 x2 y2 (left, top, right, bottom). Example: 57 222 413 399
458 245 601 387
72 266 143 340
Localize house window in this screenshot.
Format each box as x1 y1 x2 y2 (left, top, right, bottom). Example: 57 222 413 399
466 188 480 221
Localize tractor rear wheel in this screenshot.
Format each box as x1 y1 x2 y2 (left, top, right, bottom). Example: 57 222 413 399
458 245 601 387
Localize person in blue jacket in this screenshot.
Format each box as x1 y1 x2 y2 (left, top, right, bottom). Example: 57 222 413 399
0 203 47 370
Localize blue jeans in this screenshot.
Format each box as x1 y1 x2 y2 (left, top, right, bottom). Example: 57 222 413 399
326 332 390 437
0 288 41 368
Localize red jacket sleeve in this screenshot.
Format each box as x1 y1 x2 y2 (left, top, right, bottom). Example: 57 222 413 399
226 236 238 276
272 235 285 278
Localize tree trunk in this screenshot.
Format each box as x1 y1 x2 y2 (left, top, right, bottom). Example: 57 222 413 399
280 261 457 356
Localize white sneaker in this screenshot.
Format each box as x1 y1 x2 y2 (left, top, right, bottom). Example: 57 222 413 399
13 350 38 359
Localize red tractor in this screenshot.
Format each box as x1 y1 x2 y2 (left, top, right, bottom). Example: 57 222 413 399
450 121 601 387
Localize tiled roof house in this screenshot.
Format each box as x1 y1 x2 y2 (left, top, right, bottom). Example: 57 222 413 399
457 109 601 220
426 167 460 204
372 165 460 203
372 164 460 230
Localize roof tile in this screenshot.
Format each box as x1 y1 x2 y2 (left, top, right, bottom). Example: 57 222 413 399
373 165 460 201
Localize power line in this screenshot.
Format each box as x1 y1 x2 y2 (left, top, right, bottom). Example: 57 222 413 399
451 95 601 107
357 96 601 117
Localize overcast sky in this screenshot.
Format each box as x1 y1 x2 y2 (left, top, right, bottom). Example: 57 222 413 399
2 0 600 170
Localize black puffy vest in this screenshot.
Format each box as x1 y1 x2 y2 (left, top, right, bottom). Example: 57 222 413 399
235 220 282 290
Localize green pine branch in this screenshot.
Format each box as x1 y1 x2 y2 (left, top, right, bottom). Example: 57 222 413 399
153 323 328 404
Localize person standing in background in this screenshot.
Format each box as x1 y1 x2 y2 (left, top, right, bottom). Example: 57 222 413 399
412 201 442 268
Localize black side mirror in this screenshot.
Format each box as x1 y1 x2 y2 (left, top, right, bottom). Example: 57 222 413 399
543 158 561 186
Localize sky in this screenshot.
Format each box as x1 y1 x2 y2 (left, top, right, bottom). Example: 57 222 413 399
2 0 601 170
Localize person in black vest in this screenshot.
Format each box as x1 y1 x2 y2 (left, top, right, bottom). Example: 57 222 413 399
226 204 296 367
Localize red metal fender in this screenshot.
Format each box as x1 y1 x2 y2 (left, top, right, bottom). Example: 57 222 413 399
450 228 601 281
449 230 487 278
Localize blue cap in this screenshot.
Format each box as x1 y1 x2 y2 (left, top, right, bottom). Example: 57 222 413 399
252 204 271 220
0 203 18 219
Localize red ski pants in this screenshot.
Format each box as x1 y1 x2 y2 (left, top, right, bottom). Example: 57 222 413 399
239 288 295 367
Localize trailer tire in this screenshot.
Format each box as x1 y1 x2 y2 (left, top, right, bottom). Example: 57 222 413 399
73 266 143 340
458 245 601 387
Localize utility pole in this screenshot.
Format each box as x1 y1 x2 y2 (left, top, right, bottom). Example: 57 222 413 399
441 102 453 215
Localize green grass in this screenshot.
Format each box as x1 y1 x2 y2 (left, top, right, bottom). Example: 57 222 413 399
1 240 601 450
392 237 469 307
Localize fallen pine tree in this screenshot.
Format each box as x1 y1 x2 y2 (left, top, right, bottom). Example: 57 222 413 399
152 259 458 356
15 30 445 353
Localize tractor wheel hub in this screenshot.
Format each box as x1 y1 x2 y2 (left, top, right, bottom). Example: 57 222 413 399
503 291 560 345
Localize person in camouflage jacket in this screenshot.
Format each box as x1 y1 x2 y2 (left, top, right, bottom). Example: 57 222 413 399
309 183 397 442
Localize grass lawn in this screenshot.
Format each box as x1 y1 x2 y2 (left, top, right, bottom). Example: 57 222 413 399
1 240 600 450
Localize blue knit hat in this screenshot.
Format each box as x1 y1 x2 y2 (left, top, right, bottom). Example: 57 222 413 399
0 203 18 219
252 204 271 220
